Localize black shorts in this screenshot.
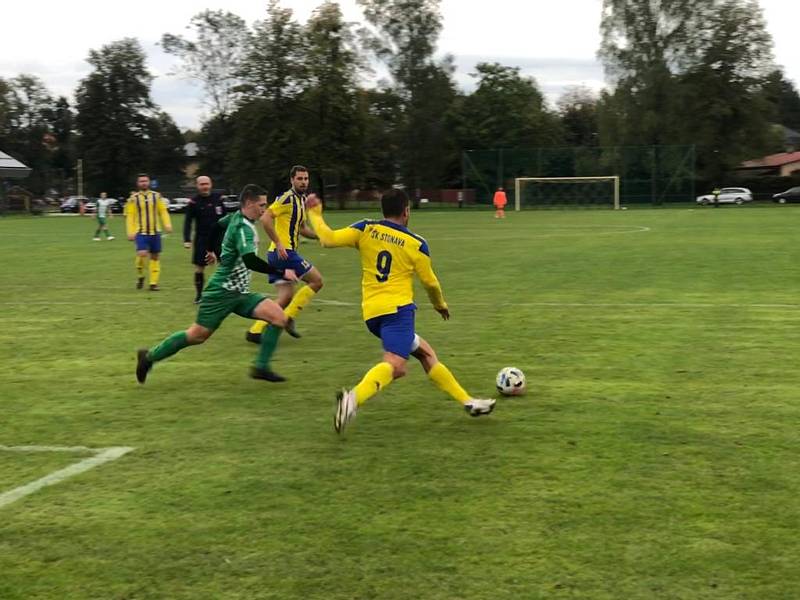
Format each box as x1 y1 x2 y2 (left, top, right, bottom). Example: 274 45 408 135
192 237 210 267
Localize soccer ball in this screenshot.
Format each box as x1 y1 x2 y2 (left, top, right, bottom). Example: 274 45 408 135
496 367 526 396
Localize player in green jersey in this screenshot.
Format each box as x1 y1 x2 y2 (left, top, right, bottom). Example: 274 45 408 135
92 193 115 241
136 185 294 383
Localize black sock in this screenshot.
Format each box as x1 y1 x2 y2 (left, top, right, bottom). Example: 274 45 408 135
194 272 204 297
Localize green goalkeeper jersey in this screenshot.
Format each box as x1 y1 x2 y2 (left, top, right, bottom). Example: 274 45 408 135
204 211 260 296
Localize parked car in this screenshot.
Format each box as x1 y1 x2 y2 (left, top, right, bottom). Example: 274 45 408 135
83 198 98 213
696 187 753 205
222 195 240 212
168 197 191 213
59 196 89 213
772 187 800 204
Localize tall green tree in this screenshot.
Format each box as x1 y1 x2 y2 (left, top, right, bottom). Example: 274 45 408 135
227 0 308 192
762 69 800 133
676 0 777 178
558 86 600 147
599 0 778 178
300 1 368 194
75 39 157 196
358 0 458 189
599 0 700 145
0 75 57 193
456 63 562 150
161 10 249 117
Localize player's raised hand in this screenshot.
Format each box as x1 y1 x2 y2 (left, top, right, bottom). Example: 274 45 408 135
305 194 321 210
436 307 450 321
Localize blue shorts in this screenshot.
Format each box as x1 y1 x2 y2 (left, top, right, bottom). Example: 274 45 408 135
267 250 313 284
365 304 417 358
135 233 162 253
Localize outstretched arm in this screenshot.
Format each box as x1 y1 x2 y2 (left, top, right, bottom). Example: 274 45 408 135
414 252 449 320
305 197 360 248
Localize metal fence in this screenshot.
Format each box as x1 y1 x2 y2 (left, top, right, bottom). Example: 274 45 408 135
463 145 696 206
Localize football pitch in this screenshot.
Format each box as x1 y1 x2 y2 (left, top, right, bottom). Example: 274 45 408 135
2 206 799 599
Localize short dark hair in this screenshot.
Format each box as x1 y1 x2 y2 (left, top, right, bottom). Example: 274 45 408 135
136 173 150 180
290 165 308 178
381 188 409 218
239 184 266 206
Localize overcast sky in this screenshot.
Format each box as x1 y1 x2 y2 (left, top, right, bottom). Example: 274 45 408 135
2 0 798 129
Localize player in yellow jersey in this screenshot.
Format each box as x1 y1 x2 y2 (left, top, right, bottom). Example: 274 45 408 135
246 165 323 342
125 174 172 291
306 189 496 434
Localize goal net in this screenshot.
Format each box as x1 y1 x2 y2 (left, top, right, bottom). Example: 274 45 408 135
514 176 621 210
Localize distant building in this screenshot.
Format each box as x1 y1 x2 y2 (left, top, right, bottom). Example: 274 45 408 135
738 151 800 177
0 150 31 179
184 142 200 181
782 126 800 152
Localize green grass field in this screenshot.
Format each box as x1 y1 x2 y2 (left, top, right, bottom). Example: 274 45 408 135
2 206 800 599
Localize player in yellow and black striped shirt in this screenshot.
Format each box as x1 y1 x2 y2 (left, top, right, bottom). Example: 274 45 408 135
246 165 322 342
125 174 172 291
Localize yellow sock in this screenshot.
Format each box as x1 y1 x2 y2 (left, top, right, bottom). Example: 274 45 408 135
149 259 160 285
135 256 145 277
284 286 317 320
353 362 394 406
249 320 268 334
428 362 471 404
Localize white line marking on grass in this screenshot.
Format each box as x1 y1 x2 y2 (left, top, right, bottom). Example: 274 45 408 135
0 445 134 509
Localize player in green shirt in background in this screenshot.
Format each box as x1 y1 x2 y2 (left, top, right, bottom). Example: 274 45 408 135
93 192 115 241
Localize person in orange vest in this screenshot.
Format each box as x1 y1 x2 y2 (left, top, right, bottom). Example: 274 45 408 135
493 187 508 219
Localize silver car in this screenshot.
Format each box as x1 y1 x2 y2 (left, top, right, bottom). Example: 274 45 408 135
696 187 753 205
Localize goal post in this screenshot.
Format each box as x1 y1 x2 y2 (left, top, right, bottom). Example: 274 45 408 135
514 176 621 211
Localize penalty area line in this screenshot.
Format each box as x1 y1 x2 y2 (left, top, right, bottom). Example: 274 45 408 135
0 445 134 509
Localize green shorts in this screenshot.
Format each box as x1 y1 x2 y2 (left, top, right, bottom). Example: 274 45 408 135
196 290 267 331
96 216 107 225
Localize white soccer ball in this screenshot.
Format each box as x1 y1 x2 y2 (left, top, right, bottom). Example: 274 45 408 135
496 367 526 396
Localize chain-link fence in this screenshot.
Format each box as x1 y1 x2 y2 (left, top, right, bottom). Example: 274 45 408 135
463 145 696 207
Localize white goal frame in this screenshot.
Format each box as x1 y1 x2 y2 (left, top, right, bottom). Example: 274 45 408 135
514 176 621 211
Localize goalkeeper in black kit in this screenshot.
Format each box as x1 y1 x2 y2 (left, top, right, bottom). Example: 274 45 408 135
184 175 227 303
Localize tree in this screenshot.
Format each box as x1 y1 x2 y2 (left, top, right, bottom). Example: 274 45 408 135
358 0 458 189
161 10 249 117
238 0 306 102
226 1 308 193
300 1 368 194
676 0 777 179
762 69 800 133
598 0 699 145
599 0 778 179
145 111 186 187
0 75 57 193
75 39 157 196
558 86 599 147
456 62 562 150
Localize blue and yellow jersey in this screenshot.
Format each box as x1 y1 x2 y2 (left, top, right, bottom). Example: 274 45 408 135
125 191 171 236
307 207 447 321
267 189 306 251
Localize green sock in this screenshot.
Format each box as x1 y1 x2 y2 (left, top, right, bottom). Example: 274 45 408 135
94 228 101 237
254 325 282 370
148 332 189 363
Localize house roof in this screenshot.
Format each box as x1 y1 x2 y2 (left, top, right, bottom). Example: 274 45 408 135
0 150 31 179
740 151 800 169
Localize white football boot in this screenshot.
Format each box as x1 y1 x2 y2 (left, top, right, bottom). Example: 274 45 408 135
464 398 496 417
334 388 357 433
